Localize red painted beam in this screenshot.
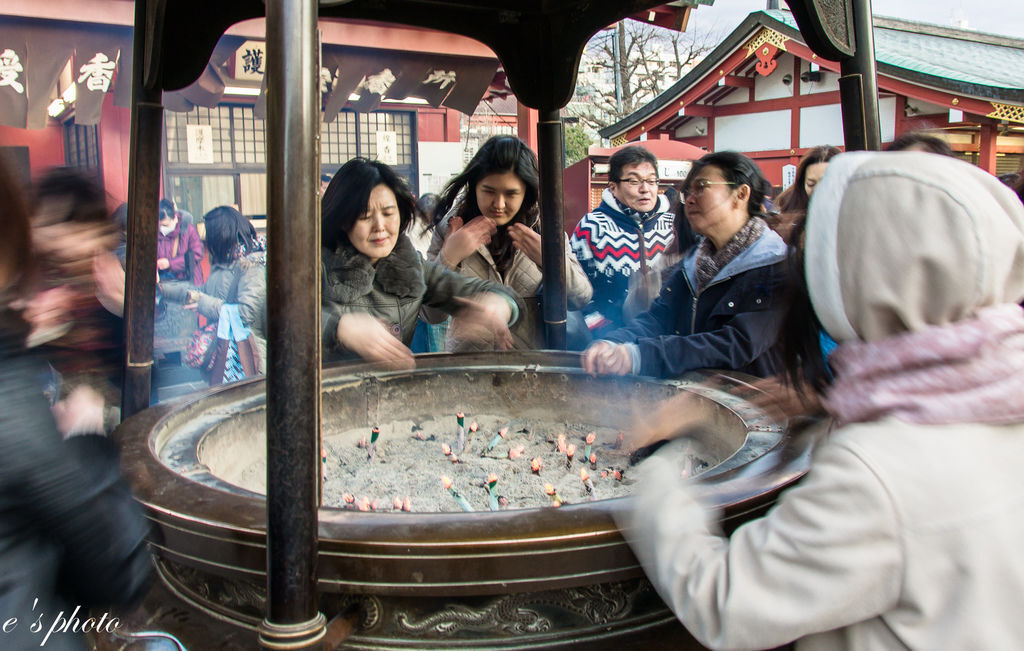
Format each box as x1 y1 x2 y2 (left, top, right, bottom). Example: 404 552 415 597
978 123 998 174
710 90 842 117
718 76 755 88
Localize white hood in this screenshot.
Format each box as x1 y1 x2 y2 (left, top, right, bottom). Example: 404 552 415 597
805 151 1024 343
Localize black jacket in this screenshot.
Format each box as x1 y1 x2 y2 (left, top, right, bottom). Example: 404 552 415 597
0 316 152 650
603 229 789 379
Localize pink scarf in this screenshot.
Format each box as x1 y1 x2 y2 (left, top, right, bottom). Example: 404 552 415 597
824 303 1024 425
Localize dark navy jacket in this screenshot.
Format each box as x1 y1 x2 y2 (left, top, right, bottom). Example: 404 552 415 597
602 228 789 379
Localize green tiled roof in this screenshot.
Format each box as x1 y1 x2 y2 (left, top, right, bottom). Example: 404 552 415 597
766 9 1024 90
601 9 1024 138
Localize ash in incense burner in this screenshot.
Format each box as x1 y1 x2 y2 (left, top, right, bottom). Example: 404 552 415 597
323 414 711 512
119 351 808 649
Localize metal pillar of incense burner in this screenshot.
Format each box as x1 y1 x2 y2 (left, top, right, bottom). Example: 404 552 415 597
116 351 817 649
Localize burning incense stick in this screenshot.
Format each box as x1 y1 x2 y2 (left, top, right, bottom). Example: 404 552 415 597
565 444 576 470
589 452 597 470
584 432 596 460
455 412 466 453
367 426 381 461
544 483 563 507
483 426 510 455
580 468 597 501
508 444 525 460
581 472 597 500
441 475 474 512
486 473 500 511
531 458 542 474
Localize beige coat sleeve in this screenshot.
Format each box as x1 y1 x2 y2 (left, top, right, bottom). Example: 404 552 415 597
616 435 902 650
561 231 593 310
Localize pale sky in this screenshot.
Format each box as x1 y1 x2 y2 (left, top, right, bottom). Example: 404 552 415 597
687 0 1023 41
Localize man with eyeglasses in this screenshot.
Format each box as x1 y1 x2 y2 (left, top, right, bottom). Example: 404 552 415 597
570 145 676 339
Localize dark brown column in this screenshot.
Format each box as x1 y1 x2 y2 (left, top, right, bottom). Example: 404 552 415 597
121 0 162 419
838 0 881 151
258 0 325 647
538 109 567 350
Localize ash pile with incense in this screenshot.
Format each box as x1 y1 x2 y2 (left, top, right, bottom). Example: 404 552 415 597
320 411 712 513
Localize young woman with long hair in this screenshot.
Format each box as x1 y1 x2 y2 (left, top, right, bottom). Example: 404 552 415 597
426 135 592 350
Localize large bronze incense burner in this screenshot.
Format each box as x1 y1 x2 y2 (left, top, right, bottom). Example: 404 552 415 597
118 351 815 648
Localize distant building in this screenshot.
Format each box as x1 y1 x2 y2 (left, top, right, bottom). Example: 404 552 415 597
599 10 1024 185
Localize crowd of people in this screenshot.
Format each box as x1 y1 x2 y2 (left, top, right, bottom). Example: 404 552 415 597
3 129 1023 647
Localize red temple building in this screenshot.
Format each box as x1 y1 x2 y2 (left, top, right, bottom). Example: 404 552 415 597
599 9 1024 186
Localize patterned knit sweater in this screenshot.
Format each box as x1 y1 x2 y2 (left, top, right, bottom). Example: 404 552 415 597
570 188 675 334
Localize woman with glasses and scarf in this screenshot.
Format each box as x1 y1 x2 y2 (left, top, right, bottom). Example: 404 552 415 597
426 135 592 350
581 151 789 379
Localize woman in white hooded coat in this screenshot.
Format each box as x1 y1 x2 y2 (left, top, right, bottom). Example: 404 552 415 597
617 151 1024 650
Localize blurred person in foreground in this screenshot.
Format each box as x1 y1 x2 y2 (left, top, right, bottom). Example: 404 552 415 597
0 159 153 650
616 151 1024 649
580 151 788 379
321 158 523 368
29 168 126 413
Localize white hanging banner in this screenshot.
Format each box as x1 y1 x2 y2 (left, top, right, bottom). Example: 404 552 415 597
376 130 398 165
187 124 215 164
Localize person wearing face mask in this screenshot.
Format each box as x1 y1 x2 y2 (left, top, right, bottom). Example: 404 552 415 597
156 198 204 287
426 136 592 350
571 146 676 339
321 158 525 368
155 198 205 366
580 151 788 379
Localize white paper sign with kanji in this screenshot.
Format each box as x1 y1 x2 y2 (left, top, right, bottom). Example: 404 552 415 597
234 41 265 82
782 164 797 190
187 124 215 164
376 130 398 165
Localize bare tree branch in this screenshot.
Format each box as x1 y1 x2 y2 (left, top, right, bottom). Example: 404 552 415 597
567 18 717 135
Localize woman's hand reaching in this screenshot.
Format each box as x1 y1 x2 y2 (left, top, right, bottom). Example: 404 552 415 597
336 312 415 370
580 340 633 376
448 293 514 351
438 216 496 268
507 223 543 267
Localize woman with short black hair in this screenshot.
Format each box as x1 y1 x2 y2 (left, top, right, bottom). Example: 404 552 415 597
321 157 523 367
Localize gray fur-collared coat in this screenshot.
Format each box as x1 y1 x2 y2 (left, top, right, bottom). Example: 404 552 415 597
321 234 521 362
